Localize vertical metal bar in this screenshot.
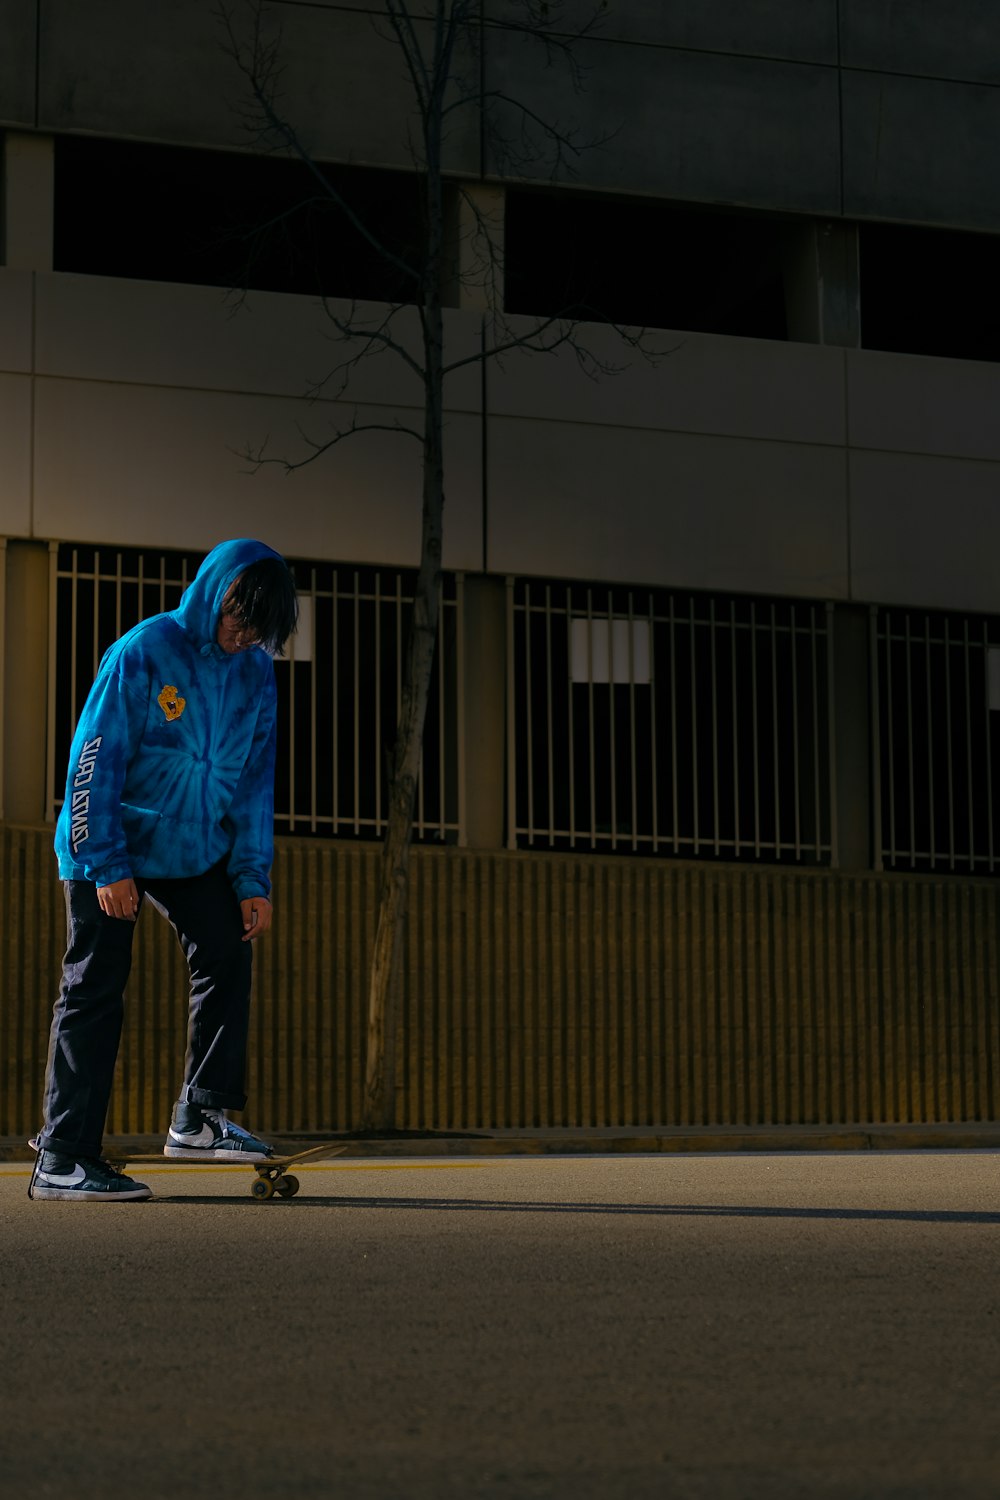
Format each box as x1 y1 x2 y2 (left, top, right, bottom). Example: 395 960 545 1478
771 603 781 858
730 599 740 857
709 598 720 855
114 552 123 641
525 582 535 845
669 594 679 855
331 569 339 833
505 577 517 850
884 609 898 867
903 611 918 865
750 600 761 858
587 589 596 846
353 572 361 836
309 568 318 833
566 585 576 848
287 611 296 831
984 618 996 873
158 553 167 614
791 603 801 860
608 591 618 850
869 605 883 872
0 538 5 818
627 591 638 852
545 585 555 844
456 573 467 846
825 603 839 868
374 572 382 834
648 593 659 850
45 542 60 822
943 616 955 869
437 585 446 838
92 548 101 680
924 614 935 867
963 619 975 871
689 596 699 853
69 548 79 736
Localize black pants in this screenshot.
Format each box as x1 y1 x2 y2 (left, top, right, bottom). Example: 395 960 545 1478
40 861 253 1160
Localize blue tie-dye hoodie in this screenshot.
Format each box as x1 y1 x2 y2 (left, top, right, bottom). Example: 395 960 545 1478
55 539 281 899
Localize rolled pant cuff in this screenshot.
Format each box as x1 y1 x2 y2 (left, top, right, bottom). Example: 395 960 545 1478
37 1132 105 1161
180 1084 248 1111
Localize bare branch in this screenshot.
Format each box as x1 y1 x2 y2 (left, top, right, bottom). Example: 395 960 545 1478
234 414 423 476
217 1 421 288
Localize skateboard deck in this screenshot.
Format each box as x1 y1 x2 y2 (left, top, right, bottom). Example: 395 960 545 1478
109 1142 349 1198
31 1139 348 1200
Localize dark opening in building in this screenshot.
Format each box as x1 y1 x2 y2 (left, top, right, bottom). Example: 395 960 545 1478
53 135 425 303
860 222 1000 363
504 189 789 339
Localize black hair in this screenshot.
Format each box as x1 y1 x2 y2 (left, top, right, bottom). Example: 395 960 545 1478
225 557 298 657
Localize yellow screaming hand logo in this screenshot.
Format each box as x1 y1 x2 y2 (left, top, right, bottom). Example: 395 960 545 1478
157 685 186 721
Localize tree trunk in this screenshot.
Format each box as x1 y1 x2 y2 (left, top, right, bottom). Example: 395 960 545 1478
362 149 446 1129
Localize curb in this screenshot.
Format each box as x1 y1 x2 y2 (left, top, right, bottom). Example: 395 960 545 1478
3 1125 1000 1162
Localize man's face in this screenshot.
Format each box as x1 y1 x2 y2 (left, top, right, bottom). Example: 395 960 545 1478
216 581 260 654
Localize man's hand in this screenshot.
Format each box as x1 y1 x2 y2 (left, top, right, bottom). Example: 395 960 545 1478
241 896 272 942
97 878 140 921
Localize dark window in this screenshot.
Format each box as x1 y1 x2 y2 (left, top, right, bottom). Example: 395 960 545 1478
505 190 789 339
860 223 1000 363
874 606 1000 873
511 579 831 864
53 136 424 303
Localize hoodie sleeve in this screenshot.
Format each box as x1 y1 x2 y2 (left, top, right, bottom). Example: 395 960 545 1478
223 668 278 902
59 654 149 886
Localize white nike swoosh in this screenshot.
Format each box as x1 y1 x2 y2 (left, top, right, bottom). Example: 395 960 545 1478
37 1162 87 1186
167 1122 215 1148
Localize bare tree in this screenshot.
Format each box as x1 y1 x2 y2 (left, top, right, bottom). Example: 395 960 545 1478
219 0 660 1130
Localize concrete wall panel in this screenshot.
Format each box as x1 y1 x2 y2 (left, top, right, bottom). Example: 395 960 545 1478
848 350 1000 465
485 36 841 214
841 1 1000 86
0 373 33 535
0 0 37 127
38 0 477 171
0 271 33 372
32 377 483 570
487 419 849 598
843 71 1000 231
34 274 480 409
487 0 839 63
849 450 1000 614
488 320 846 447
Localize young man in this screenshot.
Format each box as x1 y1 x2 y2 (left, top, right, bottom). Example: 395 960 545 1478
30 538 297 1202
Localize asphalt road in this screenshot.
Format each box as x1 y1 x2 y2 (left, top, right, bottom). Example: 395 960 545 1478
1 1152 998 1500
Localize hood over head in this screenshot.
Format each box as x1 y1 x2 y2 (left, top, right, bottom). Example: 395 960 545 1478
175 538 284 656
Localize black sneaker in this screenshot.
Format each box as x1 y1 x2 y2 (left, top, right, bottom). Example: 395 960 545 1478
164 1103 273 1161
30 1150 152 1202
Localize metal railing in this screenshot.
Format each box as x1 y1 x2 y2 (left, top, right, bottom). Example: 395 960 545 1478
47 544 460 843
507 578 834 863
871 604 1000 873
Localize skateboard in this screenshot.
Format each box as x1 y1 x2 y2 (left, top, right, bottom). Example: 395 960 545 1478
109 1142 349 1199
30 1138 348 1200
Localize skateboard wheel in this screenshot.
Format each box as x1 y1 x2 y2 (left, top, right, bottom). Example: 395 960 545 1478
276 1175 300 1198
250 1177 274 1200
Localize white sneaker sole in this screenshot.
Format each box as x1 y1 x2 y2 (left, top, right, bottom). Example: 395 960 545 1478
32 1182 152 1201
163 1145 271 1162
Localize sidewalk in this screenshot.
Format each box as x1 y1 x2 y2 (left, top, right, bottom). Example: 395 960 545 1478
3 1122 1000 1161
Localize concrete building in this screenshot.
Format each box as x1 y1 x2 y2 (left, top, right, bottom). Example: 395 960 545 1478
2 1 999 1136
